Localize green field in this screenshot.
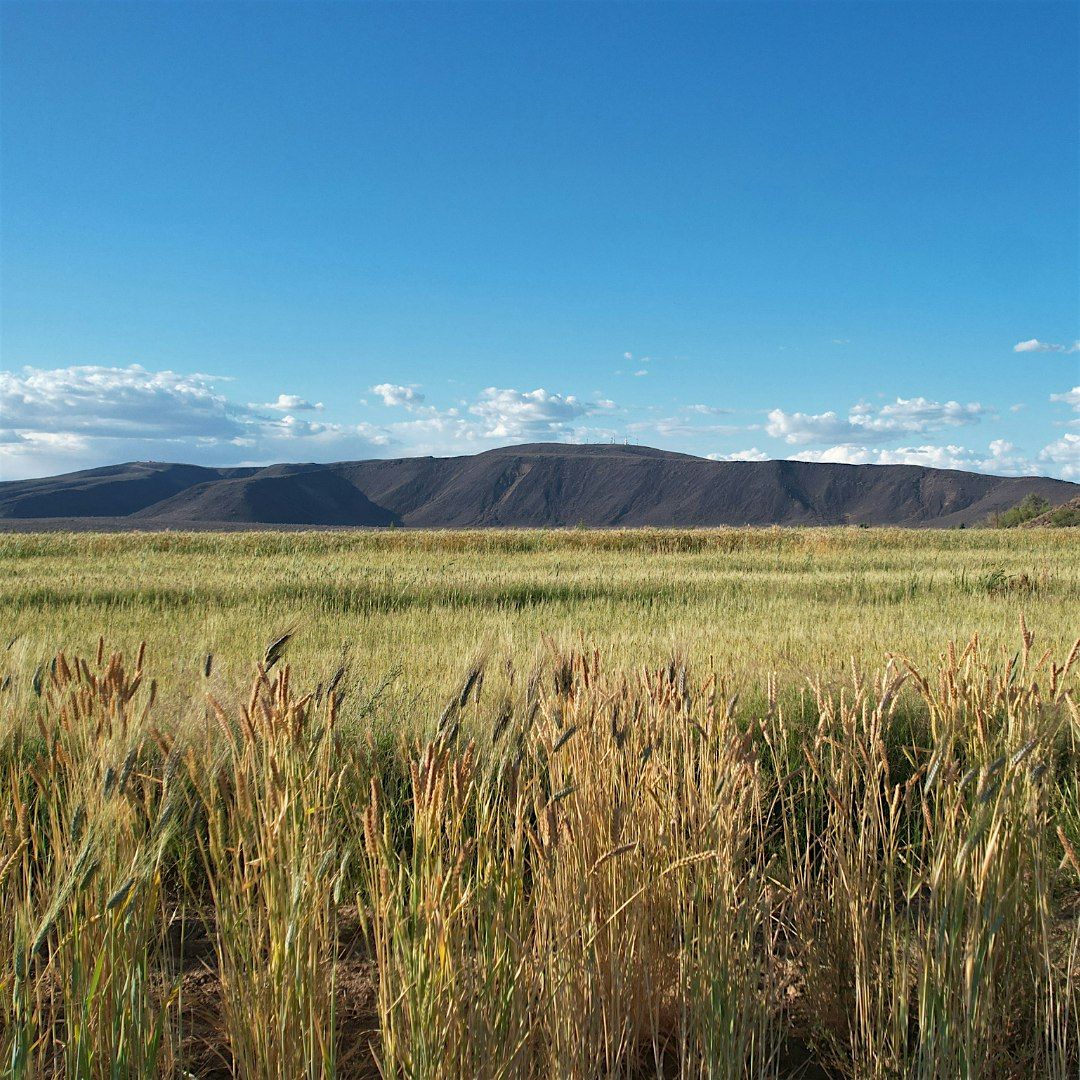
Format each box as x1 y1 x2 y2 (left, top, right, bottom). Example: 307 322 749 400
1 528 1078 1077
3 528 1077 726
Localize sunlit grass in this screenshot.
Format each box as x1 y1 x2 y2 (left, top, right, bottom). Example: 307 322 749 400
1 528 1077 1076
1 528 1076 726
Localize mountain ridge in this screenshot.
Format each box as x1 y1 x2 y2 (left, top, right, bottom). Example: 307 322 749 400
1 443 1076 529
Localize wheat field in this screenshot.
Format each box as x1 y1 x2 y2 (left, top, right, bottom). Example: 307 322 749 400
1 527 1078 1077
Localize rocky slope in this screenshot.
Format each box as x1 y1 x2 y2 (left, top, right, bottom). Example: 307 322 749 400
2 443 1076 529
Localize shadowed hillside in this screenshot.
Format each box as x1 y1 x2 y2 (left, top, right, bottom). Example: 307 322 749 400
1 443 1076 528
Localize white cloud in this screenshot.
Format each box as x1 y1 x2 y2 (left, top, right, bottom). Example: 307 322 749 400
0 431 94 469
788 439 1037 476
857 397 985 431
1051 386 1080 411
8 364 1077 484
374 385 623 455
766 396 986 446
1013 339 1080 353
0 365 636 477
1038 434 1080 480
0 364 247 442
468 387 587 440
788 432 1080 481
371 383 426 410
708 448 770 462
0 364 389 479
766 409 851 444
256 393 323 412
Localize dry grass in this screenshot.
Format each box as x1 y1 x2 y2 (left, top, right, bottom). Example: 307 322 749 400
2 625 1079 1077
1 529 1078 1076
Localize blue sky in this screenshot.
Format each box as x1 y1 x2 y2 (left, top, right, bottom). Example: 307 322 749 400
1 1 1077 480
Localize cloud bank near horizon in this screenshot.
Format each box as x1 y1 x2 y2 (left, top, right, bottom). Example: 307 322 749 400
1 363 1077 482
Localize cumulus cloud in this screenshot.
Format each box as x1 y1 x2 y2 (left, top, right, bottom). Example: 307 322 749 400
1037 433 1080 480
256 394 324 412
1051 387 1080 411
765 409 851 444
0 364 389 479
0 364 635 477
762 392 1079 478
788 439 1038 476
371 383 426 410
468 387 588 439
0 431 94 472
0 364 248 442
9 364 1075 483
766 396 986 446
855 397 985 431
708 448 770 462
367 385 621 456
1013 339 1080 353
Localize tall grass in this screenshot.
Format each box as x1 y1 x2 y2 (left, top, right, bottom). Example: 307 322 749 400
0 529 1078 1076
2 643 177 1077
191 666 349 1078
